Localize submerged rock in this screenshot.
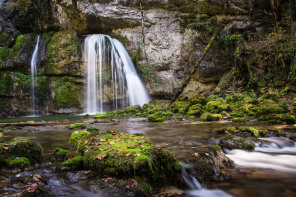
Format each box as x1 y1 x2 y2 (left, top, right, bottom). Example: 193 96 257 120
219 135 255 150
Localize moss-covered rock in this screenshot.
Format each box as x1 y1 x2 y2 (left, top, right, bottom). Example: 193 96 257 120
219 135 255 150
205 100 231 113
187 104 203 116
51 77 83 109
256 100 286 116
230 111 245 117
94 113 109 119
240 127 260 137
200 113 222 121
148 111 172 122
68 130 91 147
168 101 189 114
61 156 84 169
0 140 43 167
68 123 87 130
188 95 209 105
186 145 234 184
76 131 182 185
215 127 236 135
232 117 246 122
4 157 31 169
53 148 71 161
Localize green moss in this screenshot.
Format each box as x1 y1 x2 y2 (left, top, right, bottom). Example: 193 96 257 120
0 72 12 95
147 111 172 122
78 131 181 184
5 157 31 169
256 100 286 116
0 128 3 132
94 113 109 119
68 130 91 147
168 101 189 114
189 95 209 105
258 115 268 121
219 135 255 150
61 156 84 169
87 127 99 131
187 104 203 116
53 148 71 161
47 30 79 74
200 113 222 121
0 140 43 165
68 123 86 130
51 77 82 109
232 117 246 122
240 127 259 137
206 100 231 113
230 111 245 117
215 127 236 134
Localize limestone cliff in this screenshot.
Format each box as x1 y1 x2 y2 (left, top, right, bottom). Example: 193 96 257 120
0 0 295 117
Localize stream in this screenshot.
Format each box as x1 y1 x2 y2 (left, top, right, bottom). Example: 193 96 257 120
0 116 296 196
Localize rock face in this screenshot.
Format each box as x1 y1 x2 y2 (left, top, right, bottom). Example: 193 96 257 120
0 0 278 116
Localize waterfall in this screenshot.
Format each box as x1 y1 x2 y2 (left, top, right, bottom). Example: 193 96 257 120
30 35 40 116
84 34 150 114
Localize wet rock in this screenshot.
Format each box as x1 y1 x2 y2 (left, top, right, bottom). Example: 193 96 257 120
154 186 185 197
53 148 71 161
0 177 8 189
185 145 234 184
219 135 255 150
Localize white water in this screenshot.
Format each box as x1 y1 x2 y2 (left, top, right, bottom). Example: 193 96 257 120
226 137 296 173
84 34 150 114
182 164 233 197
30 35 40 116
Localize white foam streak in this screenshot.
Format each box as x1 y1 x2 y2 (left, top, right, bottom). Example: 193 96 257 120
227 149 296 173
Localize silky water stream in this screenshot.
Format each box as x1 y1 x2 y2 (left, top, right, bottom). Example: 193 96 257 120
0 118 296 196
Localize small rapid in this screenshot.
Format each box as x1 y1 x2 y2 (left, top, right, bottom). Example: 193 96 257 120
182 164 233 197
226 137 296 173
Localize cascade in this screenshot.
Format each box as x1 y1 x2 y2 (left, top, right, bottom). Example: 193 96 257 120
30 35 40 116
84 34 150 114
182 164 233 197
